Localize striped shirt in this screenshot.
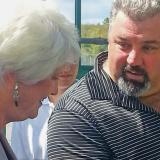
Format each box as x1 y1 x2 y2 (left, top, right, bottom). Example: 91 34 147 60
47 51 160 160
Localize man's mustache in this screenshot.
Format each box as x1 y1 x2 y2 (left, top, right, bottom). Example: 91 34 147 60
124 65 146 75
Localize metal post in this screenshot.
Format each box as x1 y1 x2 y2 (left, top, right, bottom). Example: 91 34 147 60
75 0 81 37
75 0 82 71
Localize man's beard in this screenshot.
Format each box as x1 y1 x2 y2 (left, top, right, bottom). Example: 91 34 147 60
117 65 151 97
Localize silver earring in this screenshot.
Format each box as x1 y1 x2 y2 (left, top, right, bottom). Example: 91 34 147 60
13 82 19 107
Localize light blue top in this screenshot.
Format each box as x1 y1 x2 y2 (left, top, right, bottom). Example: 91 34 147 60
11 98 53 160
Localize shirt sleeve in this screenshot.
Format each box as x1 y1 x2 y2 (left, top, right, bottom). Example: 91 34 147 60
47 109 112 160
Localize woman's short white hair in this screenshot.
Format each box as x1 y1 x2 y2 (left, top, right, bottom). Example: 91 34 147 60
0 0 80 84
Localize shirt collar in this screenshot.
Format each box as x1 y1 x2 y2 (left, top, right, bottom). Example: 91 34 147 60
86 51 119 101
42 97 54 108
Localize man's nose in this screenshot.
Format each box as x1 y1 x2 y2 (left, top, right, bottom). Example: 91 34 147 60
127 49 143 66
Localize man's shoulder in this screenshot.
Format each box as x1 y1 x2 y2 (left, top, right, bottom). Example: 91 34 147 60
55 70 112 113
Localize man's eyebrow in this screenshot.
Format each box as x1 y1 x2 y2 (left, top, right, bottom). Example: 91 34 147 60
143 40 160 44
116 37 128 41
116 37 160 45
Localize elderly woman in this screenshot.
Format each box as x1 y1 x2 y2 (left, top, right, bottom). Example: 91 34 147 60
11 62 79 160
0 0 80 159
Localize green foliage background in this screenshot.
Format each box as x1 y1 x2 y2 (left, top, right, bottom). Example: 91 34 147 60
81 18 109 56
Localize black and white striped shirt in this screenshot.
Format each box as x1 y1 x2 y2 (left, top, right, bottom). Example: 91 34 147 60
47 51 160 160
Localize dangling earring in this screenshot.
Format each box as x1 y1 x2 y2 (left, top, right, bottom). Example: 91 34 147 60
13 82 19 107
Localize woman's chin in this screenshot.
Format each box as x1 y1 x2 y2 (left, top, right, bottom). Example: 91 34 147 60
28 110 39 119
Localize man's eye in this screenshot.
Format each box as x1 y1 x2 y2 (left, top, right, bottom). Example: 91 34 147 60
117 42 131 50
142 45 157 52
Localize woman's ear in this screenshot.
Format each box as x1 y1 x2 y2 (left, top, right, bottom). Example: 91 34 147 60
0 72 17 106
2 72 16 90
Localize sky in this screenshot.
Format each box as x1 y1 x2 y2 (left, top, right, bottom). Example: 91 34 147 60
50 0 113 24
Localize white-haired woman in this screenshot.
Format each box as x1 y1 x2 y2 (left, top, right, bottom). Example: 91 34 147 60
11 62 79 160
0 0 80 159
